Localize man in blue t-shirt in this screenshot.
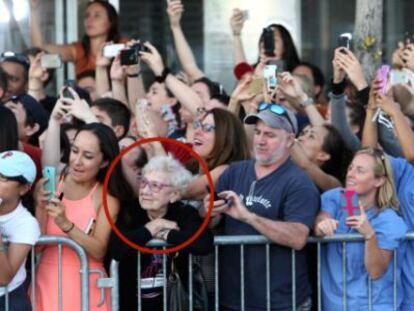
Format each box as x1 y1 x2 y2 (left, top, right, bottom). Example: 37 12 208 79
203 104 320 311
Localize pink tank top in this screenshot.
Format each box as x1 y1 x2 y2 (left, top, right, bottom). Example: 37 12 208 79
41 180 102 267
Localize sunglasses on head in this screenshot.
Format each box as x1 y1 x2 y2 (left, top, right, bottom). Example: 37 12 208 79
258 102 295 133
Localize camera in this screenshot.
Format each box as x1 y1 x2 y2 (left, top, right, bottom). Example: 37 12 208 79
120 43 150 66
262 27 275 57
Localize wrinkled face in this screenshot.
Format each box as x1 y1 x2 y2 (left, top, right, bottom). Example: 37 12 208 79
84 3 111 38
346 153 383 196
253 121 292 166
69 130 106 183
193 113 216 159
138 170 177 212
192 82 210 105
259 28 285 60
0 62 27 101
298 125 329 164
78 76 97 102
145 82 174 113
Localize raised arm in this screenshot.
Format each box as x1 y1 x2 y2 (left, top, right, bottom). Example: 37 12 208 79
167 0 204 81
377 94 414 163
290 141 342 191
29 0 76 62
140 42 203 116
230 8 248 65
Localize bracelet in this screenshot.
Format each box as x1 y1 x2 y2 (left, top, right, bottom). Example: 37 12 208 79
300 97 314 107
155 67 171 83
128 71 141 78
365 232 375 241
62 222 75 233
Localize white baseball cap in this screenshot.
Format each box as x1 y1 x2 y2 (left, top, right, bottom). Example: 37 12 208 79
0 151 36 184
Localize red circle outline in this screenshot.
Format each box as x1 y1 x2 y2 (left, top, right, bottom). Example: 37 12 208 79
102 137 214 254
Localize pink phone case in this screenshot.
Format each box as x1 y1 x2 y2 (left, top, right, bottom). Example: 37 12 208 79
340 188 360 217
376 65 390 95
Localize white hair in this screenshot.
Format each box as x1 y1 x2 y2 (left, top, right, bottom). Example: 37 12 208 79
142 155 193 195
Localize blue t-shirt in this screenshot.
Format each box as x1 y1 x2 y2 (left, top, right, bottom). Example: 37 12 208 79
389 156 414 310
320 188 407 311
216 159 320 310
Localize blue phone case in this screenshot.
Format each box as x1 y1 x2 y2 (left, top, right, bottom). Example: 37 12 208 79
43 166 57 199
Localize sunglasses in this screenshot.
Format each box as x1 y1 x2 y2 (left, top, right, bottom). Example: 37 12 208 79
193 120 216 133
258 102 295 133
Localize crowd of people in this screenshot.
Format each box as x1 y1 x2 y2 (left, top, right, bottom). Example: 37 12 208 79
0 0 414 310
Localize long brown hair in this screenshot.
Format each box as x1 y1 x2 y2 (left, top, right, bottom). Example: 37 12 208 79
202 108 250 169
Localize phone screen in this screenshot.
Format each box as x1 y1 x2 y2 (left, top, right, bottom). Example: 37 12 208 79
205 185 220 201
340 188 360 217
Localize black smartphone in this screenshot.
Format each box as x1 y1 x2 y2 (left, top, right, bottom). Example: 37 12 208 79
63 80 76 99
205 185 220 201
337 33 352 52
262 27 275 57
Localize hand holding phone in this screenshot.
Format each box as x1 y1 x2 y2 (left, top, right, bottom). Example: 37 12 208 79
337 33 352 51
206 185 220 201
264 64 278 91
376 65 391 95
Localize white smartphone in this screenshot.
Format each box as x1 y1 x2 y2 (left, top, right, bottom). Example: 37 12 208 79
264 64 278 91
41 54 62 69
103 44 126 58
85 218 96 235
389 69 409 86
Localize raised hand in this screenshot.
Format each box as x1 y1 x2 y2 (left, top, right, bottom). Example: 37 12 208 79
167 0 184 28
230 8 246 36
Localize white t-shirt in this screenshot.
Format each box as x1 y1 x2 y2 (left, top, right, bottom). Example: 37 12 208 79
0 203 40 296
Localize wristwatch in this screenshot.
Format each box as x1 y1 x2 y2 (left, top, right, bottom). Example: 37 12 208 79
155 67 171 83
300 97 315 107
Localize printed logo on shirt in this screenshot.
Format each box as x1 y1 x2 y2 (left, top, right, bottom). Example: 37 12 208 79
240 194 271 209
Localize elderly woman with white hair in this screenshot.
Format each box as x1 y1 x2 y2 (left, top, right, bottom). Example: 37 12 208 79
109 155 213 310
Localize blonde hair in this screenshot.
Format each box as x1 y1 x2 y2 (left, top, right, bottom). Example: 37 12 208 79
355 147 399 212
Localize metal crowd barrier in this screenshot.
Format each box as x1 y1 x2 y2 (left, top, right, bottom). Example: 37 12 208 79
1 233 413 311
134 232 414 311
0 235 119 311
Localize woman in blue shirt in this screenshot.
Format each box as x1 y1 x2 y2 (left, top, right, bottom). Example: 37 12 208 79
315 147 407 310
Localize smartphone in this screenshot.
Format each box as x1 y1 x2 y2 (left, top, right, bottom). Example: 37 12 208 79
340 188 360 217
103 43 126 58
337 33 352 52
41 54 62 69
205 185 220 201
43 166 57 199
249 77 265 95
62 80 76 99
85 218 96 235
376 65 390 95
242 10 249 21
268 59 286 73
262 27 275 57
389 69 409 86
264 64 278 91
